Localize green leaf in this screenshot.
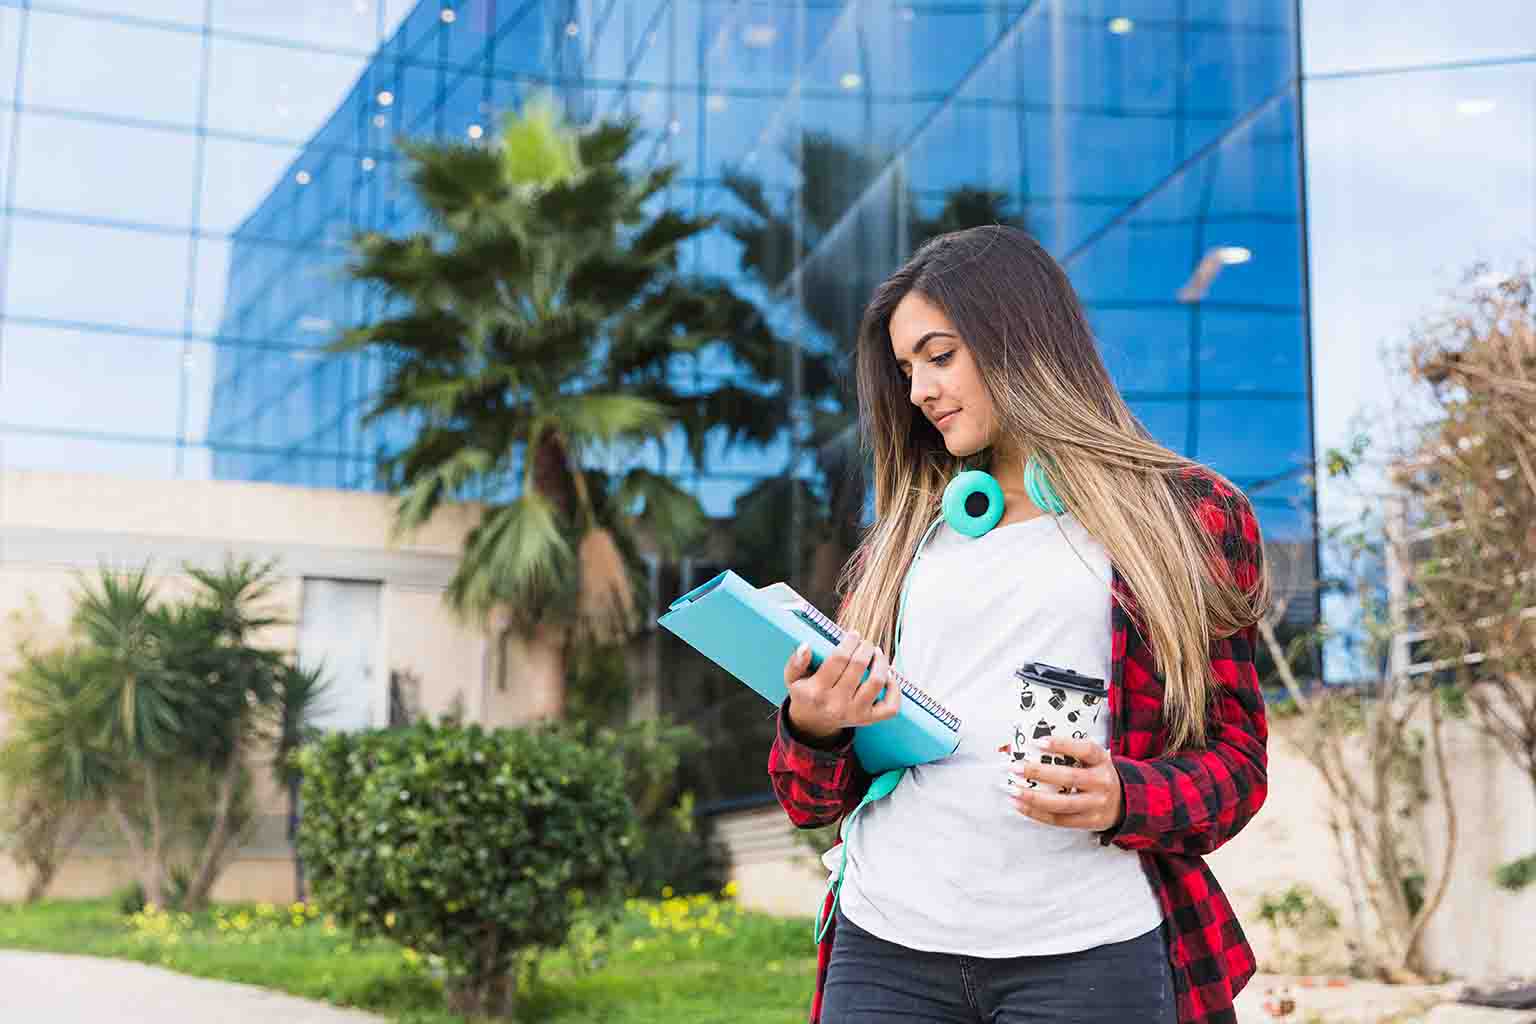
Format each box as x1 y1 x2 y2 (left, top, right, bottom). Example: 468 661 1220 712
499 95 581 187
447 494 574 617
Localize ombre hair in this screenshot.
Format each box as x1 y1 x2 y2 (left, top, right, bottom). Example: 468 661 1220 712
838 226 1270 751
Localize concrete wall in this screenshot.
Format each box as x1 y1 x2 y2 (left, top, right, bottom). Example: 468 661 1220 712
0 469 547 903
718 719 1536 984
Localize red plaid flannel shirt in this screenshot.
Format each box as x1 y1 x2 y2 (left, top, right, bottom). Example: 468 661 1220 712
767 467 1269 1024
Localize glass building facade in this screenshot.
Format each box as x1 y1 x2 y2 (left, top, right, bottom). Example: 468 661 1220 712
0 1 1317 800
1299 1 1536 680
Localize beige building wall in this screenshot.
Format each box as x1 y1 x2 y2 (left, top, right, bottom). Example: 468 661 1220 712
0 469 556 903
719 719 1536 984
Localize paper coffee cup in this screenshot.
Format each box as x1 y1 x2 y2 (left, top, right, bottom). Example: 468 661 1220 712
1003 662 1107 795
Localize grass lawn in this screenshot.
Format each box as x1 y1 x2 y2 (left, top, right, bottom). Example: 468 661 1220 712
0 894 818 1023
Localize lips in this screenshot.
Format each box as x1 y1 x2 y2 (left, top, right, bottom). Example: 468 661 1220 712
932 410 960 429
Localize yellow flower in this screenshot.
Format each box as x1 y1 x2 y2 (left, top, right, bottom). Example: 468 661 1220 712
660 885 674 899
384 912 397 929
722 880 740 899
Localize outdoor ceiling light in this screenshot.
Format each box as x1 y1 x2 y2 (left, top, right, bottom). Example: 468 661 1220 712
706 94 727 113
440 8 456 24
742 24 777 47
1177 245 1253 303
1108 17 1134 34
376 90 395 107
295 170 312 185
840 72 863 90
467 124 484 139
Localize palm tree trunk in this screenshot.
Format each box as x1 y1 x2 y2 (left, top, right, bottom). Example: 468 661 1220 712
106 793 163 908
183 731 244 909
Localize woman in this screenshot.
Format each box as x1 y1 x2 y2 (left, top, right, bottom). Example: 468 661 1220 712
769 226 1270 1024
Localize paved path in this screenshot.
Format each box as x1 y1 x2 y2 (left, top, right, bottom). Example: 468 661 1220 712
0 950 385 1023
1234 972 1535 1023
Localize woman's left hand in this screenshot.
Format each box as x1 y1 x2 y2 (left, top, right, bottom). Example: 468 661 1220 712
1009 736 1124 831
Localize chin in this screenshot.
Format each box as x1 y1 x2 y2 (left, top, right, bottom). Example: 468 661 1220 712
944 433 988 458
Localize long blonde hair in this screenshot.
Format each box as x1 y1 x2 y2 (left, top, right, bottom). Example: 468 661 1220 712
839 227 1270 751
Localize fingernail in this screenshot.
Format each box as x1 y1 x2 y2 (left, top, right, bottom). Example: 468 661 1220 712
796 642 809 660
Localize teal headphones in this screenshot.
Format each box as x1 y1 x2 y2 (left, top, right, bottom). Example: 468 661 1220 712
813 454 1065 944
894 455 1063 656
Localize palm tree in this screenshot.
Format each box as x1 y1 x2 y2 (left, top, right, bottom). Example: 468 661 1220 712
1 560 328 908
723 133 1024 609
333 99 808 715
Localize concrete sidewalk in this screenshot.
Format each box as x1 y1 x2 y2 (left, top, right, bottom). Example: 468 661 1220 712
0 950 385 1023
1235 973 1536 1023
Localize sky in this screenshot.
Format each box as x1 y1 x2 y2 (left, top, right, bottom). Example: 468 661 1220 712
1300 0 1536 677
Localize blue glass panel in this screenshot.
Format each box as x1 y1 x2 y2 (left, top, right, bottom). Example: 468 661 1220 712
212 1 382 50
13 113 197 228
6 218 191 330
625 0 671 86
60 1 205 28
202 138 306 233
0 8 22 103
0 432 179 478
0 324 188 439
25 11 202 126
399 58 443 137
1194 397 1310 501
488 0 548 76
440 0 498 68
207 37 369 145
1090 307 1191 395
1197 310 1307 395
694 474 754 518
1126 397 1191 452
1303 0 1535 75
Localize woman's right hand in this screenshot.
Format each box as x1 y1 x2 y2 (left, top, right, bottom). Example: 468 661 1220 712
782 630 901 743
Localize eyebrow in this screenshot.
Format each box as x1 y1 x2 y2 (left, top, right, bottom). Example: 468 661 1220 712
894 330 957 366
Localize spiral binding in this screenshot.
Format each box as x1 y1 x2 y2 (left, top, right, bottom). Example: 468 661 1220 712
793 602 962 733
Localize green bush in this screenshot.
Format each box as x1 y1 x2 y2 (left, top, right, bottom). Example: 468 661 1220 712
623 791 731 900
294 721 635 1017
586 718 732 899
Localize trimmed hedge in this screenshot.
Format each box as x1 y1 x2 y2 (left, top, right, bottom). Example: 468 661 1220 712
294 721 634 1016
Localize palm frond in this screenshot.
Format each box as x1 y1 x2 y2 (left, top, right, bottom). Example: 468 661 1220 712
392 446 498 535
446 493 574 617
500 95 582 186
615 469 708 559
543 393 671 447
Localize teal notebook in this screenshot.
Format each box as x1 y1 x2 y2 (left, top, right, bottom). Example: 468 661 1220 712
657 570 961 774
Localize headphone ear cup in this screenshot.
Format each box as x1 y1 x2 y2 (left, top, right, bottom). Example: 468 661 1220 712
942 470 1005 538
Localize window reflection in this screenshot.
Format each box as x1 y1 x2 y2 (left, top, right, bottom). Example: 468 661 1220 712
58 2 206 26
0 432 181 479
206 37 368 144
25 11 201 126
0 324 189 439
14 113 198 227
6 218 191 330
1303 0 1536 75
212 0 383 52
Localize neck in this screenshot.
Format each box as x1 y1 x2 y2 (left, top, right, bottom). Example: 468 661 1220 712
987 441 1044 524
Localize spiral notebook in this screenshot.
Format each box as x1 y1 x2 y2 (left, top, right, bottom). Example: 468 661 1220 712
657 569 961 774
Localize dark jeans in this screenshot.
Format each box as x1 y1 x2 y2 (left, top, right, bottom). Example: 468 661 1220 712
822 909 1176 1023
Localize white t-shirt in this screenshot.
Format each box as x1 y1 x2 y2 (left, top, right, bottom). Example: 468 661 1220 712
835 513 1163 956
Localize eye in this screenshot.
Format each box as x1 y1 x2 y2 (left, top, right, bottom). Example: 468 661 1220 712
931 351 953 366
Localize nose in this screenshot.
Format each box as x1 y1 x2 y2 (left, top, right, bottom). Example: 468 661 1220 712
908 365 940 406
